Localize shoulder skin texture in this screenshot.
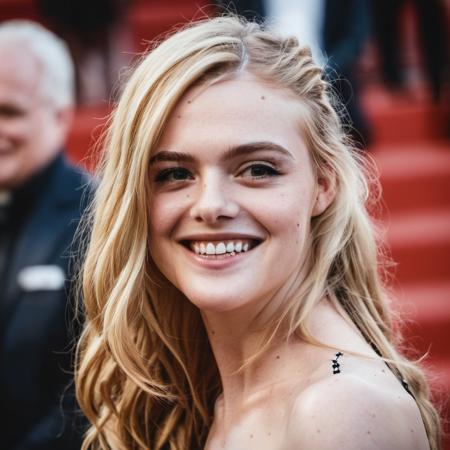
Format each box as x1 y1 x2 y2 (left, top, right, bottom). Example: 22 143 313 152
284 373 430 450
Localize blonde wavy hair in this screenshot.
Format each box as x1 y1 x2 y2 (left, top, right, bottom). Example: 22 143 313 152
75 16 442 450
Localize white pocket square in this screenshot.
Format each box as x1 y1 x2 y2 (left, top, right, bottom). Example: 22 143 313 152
17 265 66 291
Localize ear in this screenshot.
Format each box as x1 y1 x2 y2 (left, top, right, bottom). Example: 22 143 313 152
311 173 336 217
49 105 74 146
54 106 74 135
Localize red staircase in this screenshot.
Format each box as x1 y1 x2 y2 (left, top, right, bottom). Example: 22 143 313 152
363 85 450 448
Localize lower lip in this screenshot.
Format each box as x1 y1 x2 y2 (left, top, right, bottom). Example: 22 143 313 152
180 244 256 270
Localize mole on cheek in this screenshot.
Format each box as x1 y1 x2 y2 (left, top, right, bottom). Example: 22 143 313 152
260 95 266 100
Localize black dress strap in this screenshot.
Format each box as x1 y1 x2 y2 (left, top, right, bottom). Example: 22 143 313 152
370 342 416 400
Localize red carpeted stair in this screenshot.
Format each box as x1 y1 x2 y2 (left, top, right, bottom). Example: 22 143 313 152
363 85 450 447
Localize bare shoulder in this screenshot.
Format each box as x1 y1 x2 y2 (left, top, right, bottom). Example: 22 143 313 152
284 372 429 450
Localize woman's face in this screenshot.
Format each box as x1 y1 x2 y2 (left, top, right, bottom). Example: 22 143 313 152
148 74 332 313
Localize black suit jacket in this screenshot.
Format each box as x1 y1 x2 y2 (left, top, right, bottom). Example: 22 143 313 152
0 155 91 449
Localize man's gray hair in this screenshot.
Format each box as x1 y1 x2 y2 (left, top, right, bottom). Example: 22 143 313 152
0 20 75 108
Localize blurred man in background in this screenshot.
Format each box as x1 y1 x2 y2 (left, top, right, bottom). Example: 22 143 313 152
0 20 88 449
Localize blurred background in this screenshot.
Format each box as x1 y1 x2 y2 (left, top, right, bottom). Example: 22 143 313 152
1 0 448 446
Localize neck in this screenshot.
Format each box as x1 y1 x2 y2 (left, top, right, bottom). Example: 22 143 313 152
201 297 317 424
201 295 364 425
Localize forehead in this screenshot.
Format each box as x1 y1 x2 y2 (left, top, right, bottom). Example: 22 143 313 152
158 74 309 160
0 45 41 104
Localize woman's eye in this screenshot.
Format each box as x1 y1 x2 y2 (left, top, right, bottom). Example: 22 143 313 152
154 167 194 183
240 164 280 179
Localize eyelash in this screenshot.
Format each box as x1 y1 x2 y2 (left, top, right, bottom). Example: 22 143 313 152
154 167 193 183
153 163 281 184
239 164 280 179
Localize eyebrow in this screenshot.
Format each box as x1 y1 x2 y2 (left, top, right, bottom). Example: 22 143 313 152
149 141 294 165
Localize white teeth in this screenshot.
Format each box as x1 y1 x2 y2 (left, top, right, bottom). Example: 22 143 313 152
216 242 226 254
188 239 257 255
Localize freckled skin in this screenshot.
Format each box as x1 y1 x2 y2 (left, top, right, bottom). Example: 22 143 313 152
149 75 321 313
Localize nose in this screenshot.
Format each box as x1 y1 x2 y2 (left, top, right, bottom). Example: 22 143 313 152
189 172 239 224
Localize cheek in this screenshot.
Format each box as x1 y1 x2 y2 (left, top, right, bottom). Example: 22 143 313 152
148 197 172 259
149 193 191 233
245 188 314 240
0 119 25 140
148 194 188 268
149 197 172 237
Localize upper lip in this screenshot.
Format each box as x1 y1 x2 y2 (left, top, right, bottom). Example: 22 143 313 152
177 233 265 242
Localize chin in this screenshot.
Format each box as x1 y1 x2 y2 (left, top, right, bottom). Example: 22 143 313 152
182 277 277 315
0 164 20 188
183 286 252 313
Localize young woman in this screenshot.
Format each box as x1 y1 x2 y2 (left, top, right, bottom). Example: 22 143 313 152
75 16 441 450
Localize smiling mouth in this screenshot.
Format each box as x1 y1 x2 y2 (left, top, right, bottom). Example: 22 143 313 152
180 239 262 258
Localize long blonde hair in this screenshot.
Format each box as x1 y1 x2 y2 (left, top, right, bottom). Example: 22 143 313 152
75 16 442 450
